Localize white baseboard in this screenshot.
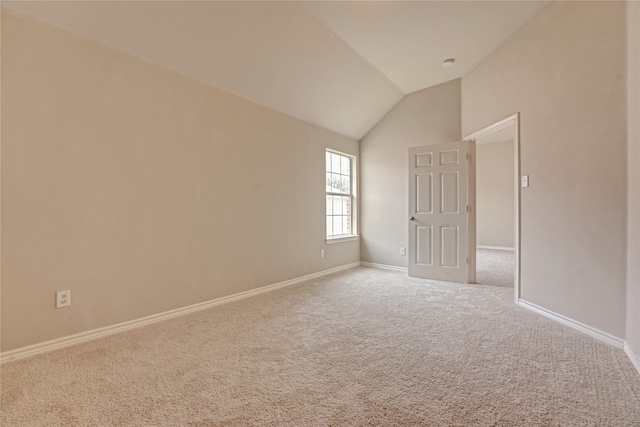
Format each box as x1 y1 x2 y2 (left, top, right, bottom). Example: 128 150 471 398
517 299 624 349
477 245 515 251
360 262 408 272
624 342 640 376
0 262 360 364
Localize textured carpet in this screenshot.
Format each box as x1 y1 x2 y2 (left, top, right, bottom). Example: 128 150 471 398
476 248 514 288
2 267 639 426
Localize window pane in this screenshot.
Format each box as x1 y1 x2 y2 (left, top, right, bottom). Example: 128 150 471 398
334 216 343 235
328 173 347 194
326 151 331 172
331 153 340 174
326 216 333 236
328 173 338 193
332 196 342 215
326 195 332 215
343 218 350 235
341 176 350 194
341 155 350 175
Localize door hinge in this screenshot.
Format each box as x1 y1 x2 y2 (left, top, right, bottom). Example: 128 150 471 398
466 205 471 213
467 153 471 161
466 257 470 264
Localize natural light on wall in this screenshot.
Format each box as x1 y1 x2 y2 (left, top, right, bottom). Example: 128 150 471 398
326 150 357 239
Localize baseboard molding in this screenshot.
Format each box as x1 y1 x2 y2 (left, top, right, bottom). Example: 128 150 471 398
624 342 640 376
360 262 408 272
517 299 624 349
477 245 515 251
0 262 360 364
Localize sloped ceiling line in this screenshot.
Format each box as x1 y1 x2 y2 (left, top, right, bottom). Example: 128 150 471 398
2 1 549 139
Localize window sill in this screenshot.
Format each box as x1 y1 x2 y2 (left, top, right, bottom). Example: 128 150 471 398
326 235 359 244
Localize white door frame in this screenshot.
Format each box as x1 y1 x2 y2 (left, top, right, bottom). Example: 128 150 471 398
465 113 521 302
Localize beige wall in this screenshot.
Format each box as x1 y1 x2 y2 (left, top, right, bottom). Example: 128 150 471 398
476 141 514 249
1 12 359 352
360 80 461 267
627 0 640 361
462 1 627 337
3 2 637 360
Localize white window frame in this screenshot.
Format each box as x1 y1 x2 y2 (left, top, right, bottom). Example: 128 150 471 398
325 149 358 243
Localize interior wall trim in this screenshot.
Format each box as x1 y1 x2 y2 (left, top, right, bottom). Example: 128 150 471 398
517 299 625 349
624 342 640 376
476 245 515 251
360 262 409 272
464 112 521 303
0 262 361 364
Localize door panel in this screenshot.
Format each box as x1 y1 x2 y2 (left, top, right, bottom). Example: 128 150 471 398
416 226 433 265
409 142 472 283
416 173 433 213
441 226 459 268
440 171 459 213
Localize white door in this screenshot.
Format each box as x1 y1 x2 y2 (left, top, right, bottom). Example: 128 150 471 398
408 142 474 283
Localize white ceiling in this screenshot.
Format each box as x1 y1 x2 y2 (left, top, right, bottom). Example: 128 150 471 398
3 1 548 139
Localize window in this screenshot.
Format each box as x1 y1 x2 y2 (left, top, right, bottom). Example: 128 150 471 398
326 150 357 240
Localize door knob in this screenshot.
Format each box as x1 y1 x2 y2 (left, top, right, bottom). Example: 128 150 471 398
410 216 416 221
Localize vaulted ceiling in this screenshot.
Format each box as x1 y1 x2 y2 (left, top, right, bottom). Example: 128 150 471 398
3 1 548 139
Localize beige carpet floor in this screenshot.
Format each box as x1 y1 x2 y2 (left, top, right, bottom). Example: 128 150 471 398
476 249 514 288
2 267 639 426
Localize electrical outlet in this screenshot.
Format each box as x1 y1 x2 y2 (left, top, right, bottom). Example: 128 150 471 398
320 249 325 258
56 290 71 308
400 247 407 256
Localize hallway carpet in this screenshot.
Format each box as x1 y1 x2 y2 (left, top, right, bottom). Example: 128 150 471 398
476 248 514 288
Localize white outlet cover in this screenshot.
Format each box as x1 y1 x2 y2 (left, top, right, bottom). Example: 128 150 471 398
56 290 71 308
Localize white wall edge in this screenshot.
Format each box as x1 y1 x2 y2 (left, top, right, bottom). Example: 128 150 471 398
624 342 640 376
0 262 361 364
517 299 624 349
477 245 515 251
360 262 409 272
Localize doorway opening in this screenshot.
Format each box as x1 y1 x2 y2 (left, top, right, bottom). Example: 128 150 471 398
465 114 521 302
